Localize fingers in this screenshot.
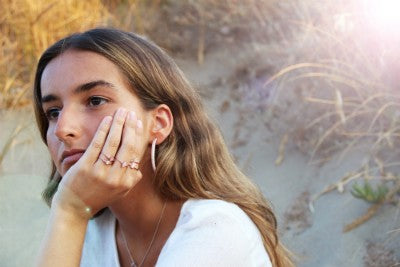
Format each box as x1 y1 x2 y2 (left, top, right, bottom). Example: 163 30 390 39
110 111 143 189
100 108 129 164
83 116 113 163
112 111 144 187
58 108 144 215
98 108 143 179
85 107 144 180
114 111 143 170
118 111 144 187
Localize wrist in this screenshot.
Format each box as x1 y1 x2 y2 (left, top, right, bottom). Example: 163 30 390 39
51 187 93 221
52 201 93 222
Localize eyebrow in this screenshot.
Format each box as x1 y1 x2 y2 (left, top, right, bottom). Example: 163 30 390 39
41 80 116 103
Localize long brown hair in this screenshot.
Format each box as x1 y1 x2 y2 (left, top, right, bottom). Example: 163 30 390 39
33 28 293 266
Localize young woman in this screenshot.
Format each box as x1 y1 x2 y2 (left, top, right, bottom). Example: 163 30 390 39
33 28 293 267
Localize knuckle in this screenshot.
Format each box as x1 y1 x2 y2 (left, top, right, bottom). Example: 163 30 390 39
121 180 132 190
124 179 134 189
105 179 119 190
125 143 136 154
92 168 104 179
92 140 102 149
127 119 136 128
115 117 125 126
99 125 109 134
109 139 120 148
114 175 132 190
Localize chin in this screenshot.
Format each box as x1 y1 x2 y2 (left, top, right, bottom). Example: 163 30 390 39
60 165 72 176
59 163 73 176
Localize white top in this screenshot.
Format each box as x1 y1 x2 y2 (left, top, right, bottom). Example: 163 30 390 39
81 199 272 267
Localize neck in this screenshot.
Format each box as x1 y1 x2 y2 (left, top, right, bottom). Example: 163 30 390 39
110 169 164 239
110 160 185 267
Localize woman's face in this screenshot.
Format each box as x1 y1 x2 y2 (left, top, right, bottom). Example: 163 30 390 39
40 50 149 176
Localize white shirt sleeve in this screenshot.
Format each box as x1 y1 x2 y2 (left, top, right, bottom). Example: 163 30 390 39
156 199 272 267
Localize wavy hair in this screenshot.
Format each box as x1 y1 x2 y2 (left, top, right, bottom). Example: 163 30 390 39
33 28 293 266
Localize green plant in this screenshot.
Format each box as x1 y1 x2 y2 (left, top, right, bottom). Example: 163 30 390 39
351 181 388 204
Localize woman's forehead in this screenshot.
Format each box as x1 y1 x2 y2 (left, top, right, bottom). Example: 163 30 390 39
40 50 128 96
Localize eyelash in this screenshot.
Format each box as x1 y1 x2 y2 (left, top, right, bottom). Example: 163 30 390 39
44 96 109 121
88 96 109 107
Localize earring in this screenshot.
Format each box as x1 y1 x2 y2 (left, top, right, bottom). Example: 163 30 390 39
151 138 157 172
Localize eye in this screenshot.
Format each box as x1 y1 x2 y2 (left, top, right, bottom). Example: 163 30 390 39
45 108 60 121
88 96 108 107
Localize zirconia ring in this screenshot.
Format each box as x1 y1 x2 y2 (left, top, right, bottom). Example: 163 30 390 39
116 158 140 170
129 159 140 170
100 154 115 165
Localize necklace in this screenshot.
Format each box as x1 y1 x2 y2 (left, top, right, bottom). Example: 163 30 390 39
120 201 167 267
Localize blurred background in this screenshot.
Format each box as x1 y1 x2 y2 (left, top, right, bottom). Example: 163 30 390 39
1 0 399 266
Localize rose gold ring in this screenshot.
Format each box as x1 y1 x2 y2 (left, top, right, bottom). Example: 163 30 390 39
129 159 140 170
100 153 115 165
116 158 129 168
116 158 140 170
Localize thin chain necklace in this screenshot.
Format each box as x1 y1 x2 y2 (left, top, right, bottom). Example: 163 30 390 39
120 201 167 267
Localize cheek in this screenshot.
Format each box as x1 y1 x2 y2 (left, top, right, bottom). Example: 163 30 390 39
88 117 104 140
46 127 59 162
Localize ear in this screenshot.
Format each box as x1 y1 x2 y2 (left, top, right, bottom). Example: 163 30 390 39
150 104 173 144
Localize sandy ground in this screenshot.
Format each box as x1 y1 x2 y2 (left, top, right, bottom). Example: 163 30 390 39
1 46 399 266
0 109 51 266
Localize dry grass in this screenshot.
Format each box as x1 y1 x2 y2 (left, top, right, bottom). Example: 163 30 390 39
255 0 400 231
0 0 289 108
1 0 399 232
364 242 399 267
131 0 280 60
0 0 111 109
146 1 400 233
0 0 118 172
0 123 27 171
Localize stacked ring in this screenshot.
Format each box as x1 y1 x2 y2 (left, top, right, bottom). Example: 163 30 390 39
129 159 140 170
117 158 140 170
100 154 115 165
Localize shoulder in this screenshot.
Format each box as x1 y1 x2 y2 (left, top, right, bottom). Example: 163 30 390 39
178 199 258 236
157 199 272 267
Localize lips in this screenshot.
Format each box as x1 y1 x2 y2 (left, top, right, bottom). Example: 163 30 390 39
61 149 85 165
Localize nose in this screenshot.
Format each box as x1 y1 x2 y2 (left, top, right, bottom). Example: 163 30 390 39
54 107 82 143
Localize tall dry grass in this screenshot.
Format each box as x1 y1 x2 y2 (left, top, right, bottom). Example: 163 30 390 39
1 0 399 231
131 0 400 231
0 0 117 169
0 0 111 109
256 0 400 231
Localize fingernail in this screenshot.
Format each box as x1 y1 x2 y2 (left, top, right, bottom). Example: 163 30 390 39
137 120 143 129
128 111 137 121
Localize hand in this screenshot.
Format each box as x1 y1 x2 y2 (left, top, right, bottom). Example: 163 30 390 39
52 108 145 218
